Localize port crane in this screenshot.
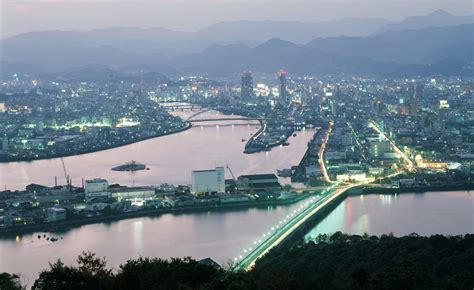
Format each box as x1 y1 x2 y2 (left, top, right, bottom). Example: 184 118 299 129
60 157 70 189
226 164 236 181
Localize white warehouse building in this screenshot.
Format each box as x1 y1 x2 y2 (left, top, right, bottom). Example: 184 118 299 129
191 167 225 196
85 178 109 199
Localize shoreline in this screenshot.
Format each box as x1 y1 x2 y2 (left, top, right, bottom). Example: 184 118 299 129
0 193 310 237
2 185 472 238
272 185 474 249
0 123 192 164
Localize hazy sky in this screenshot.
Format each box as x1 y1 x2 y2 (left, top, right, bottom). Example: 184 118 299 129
1 0 472 38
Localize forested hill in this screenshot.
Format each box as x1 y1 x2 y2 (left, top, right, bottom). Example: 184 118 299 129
1 233 473 289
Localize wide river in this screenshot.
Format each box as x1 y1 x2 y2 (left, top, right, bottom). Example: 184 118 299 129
0 110 472 286
305 190 474 241
0 110 313 190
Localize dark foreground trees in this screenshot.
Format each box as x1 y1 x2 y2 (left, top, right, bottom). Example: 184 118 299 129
7 233 474 289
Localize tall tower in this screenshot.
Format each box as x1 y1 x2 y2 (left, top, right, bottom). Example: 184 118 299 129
412 83 423 115
240 71 254 99
407 82 418 115
278 69 288 102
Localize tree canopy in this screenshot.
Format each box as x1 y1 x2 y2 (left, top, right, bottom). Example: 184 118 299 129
5 233 473 289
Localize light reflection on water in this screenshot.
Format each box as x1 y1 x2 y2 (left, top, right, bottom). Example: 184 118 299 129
305 191 474 242
0 111 317 284
0 110 314 190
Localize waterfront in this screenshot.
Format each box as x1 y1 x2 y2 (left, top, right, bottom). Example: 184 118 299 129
0 110 314 191
0 201 310 285
1 190 473 284
305 190 474 241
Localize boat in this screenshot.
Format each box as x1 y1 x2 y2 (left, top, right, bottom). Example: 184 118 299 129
112 161 146 172
241 139 246 142
282 142 290 146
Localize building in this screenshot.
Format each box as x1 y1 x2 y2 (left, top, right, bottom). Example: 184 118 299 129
109 186 155 203
237 174 281 192
369 140 392 158
191 167 225 196
278 69 288 102
241 71 254 99
47 207 67 222
84 178 109 199
1 137 8 152
336 172 367 182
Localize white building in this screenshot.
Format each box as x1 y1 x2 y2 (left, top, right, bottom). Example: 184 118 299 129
191 167 225 196
109 186 155 205
336 172 367 182
47 207 67 222
85 178 109 199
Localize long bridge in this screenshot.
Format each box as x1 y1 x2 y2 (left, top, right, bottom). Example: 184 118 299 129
187 117 265 123
183 106 266 122
233 183 356 272
233 119 413 272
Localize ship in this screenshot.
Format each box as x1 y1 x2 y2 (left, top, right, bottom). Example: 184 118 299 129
112 161 146 172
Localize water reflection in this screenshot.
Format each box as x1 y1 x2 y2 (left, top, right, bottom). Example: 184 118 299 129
0 110 314 190
305 191 474 242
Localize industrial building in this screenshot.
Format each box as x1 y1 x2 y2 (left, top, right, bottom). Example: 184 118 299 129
109 186 155 205
84 178 109 199
191 167 225 196
47 207 67 222
237 174 281 192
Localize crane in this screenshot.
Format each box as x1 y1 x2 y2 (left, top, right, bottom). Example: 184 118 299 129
226 164 236 181
60 158 70 189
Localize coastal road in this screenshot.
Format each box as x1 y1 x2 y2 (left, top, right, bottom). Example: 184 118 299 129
234 183 357 272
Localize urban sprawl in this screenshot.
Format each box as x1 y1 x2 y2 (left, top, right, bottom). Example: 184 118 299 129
0 71 473 233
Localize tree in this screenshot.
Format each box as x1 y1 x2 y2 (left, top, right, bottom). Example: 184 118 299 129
0 273 22 290
32 251 113 290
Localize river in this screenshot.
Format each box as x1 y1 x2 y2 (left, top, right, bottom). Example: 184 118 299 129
304 190 474 241
0 110 313 190
1 110 472 285
0 109 316 285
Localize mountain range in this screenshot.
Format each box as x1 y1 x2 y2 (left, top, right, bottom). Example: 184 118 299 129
0 10 472 78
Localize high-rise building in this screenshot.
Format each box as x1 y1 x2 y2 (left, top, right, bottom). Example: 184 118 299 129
240 71 254 99
407 82 422 115
278 69 288 102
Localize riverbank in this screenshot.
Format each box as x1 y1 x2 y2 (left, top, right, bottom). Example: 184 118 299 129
244 124 294 154
271 184 474 250
0 123 192 163
353 183 474 195
0 193 310 236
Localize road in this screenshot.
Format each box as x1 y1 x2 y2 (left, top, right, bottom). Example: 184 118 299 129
319 121 333 183
234 183 357 272
368 121 414 170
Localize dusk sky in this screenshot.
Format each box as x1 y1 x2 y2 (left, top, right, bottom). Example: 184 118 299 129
1 0 473 38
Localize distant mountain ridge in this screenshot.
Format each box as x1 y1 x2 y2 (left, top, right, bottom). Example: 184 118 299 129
0 10 472 77
377 9 473 33
307 24 474 64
